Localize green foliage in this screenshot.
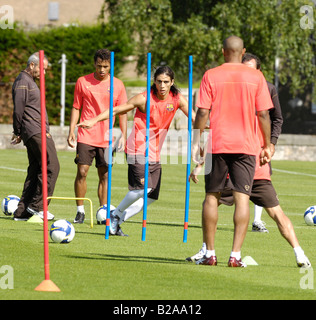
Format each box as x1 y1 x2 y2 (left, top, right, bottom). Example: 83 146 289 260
0 23 133 125
211 0 315 94
102 0 315 94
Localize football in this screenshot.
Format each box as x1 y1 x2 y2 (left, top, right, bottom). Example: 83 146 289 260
1 195 20 216
50 219 75 243
96 204 116 225
304 206 316 226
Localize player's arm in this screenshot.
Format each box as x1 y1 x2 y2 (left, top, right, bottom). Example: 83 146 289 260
77 93 146 129
67 107 80 148
269 86 283 156
192 107 209 165
258 110 272 165
178 94 196 123
117 113 127 151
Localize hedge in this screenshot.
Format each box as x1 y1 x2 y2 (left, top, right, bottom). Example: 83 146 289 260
0 23 133 125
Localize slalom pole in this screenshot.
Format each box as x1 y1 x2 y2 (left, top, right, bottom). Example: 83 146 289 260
105 51 114 240
142 52 151 241
34 50 60 292
183 55 193 243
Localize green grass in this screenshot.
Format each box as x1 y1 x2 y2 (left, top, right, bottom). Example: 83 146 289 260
0 149 316 300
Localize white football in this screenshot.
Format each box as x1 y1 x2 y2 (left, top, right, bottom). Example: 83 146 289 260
304 206 316 226
96 205 116 225
50 219 75 243
1 195 20 216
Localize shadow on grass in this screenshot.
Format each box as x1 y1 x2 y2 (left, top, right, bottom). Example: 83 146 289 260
76 220 233 236
65 252 186 265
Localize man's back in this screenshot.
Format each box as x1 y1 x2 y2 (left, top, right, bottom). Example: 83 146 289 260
197 63 273 155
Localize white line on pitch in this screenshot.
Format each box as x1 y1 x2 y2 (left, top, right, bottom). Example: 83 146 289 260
273 168 316 178
0 166 26 172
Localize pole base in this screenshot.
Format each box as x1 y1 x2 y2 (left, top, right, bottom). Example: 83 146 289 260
34 279 60 292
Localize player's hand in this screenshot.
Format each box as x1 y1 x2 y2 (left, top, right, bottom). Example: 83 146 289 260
192 144 205 165
260 147 272 166
76 119 96 129
189 164 203 184
67 132 76 148
11 134 21 145
117 135 126 152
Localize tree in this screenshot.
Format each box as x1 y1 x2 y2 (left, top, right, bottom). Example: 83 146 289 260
101 0 315 94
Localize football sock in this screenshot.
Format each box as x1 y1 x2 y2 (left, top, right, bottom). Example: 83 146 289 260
201 242 206 254
230 251 241 260
113 188 152 219
293 246 304 258
254 205 263 222
120 198 156 223
205 250 215 258
77 205 85 213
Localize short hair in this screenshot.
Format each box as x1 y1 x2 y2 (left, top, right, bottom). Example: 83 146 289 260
151 65 180 97
242 53 261 70
94 49 111 63
27 52 48 67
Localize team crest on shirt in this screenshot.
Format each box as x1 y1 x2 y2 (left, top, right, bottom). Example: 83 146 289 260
107 86 110 92
166 103 174 111
140 178 145 185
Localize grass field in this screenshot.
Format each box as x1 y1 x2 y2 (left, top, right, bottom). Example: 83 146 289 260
1 148 316 301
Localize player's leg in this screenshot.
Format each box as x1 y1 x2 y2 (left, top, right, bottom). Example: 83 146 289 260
227 154 256 267
252 205 269 233
203 192 220 252
265 205 311 267
195 154 228 266
73 143 96 223
119 197 156 223
230 191 250 264
73 163 90 223
97 165 108 206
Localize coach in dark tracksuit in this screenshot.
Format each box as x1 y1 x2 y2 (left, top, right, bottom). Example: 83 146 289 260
11 52 60 221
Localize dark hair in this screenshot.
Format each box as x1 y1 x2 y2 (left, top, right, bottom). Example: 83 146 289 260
94 49 111 63
151 65 180 96
242 53 261 70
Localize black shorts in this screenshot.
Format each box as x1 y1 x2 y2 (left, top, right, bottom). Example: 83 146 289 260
205 153 256 196
127 155 161 200
75 142 109 168
220 180 279 208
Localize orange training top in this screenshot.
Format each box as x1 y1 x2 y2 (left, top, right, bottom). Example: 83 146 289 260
126 90 181 162
73 73 127 148
196 63 273 156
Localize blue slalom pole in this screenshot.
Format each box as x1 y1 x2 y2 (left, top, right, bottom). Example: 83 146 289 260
183 55 193 243
105 51 114 239
142 52 151 241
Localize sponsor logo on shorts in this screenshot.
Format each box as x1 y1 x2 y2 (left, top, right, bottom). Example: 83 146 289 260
245 185 250 192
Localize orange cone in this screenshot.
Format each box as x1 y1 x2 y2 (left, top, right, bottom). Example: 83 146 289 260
34 279 60 292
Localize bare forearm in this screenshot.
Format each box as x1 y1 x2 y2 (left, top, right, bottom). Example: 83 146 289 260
258 110 271 149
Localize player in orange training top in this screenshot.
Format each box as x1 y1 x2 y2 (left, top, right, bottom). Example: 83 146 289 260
67 49 127 225
77 65 194 236
191 35 273 267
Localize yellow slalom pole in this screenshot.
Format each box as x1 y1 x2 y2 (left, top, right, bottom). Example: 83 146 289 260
47 196 93 228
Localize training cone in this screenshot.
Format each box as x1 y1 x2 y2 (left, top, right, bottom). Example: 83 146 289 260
34 279 60 292
242 256 259 266
27 215 43 223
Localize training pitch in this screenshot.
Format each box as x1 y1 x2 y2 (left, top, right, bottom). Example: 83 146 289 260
0 149 316 301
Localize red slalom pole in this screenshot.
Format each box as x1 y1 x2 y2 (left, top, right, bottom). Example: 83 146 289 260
34 50 60 292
